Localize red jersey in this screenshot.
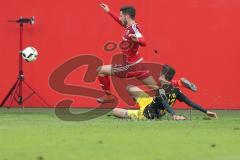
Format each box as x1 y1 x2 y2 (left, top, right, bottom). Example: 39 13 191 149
108 12 146 64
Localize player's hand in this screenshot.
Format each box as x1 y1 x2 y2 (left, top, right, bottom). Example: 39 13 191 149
206 111 218 119
173 115 186 121
100 3 110 13
128 34 138 42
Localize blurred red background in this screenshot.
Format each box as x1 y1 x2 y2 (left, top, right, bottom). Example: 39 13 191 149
0 0 239 109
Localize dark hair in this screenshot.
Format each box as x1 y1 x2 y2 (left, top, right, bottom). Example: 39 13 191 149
161 65 176 81
120 6 136 19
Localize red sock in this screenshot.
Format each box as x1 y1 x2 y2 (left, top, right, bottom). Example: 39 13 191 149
98 76 110 93
171 80 183 87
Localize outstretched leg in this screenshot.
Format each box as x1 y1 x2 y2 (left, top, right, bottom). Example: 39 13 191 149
96 65 115 103
112 108 129 119
171 78 198 92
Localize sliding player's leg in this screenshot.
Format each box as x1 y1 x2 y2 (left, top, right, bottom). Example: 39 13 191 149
141 75 159 90
112 107 147 120
126 85 154 118
112 85 153 120
160 64 197 92
126 85 170 120
171 78 197 92
112 108 129 118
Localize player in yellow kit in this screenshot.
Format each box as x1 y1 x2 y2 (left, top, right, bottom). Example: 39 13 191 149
113 65 217 120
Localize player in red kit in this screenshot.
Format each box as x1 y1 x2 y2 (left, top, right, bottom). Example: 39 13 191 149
97 3 196 103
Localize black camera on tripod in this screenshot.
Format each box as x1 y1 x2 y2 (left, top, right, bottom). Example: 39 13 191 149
8 16 35 25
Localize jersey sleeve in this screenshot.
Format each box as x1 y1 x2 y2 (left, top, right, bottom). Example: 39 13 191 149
131 24 147 46
108 11 124 27
176 89 207 113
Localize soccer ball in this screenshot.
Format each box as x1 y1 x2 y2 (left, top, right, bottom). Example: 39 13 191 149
21 47 38 62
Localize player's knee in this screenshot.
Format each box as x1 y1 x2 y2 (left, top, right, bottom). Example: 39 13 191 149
126 85 135 93
112 108 118 116
148 85 159 90
112 108 128 118
126 85 140 98
96 65 111 76
96 66 106 76
112 108 122 116
96 66 102 74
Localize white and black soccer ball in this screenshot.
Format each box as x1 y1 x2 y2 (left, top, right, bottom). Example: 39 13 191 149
21 47 38 62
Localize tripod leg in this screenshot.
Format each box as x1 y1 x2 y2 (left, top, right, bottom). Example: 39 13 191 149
9 79 21 106
18 80 23 106
22 81 51 107
0 79 19 107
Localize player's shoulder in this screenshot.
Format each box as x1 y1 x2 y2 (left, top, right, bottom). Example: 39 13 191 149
130 23 143 37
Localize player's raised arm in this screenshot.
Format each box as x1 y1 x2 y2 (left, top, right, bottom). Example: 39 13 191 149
99 3 124 26
100 3 110 13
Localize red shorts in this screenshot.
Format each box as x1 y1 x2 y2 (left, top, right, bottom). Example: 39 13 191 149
112 59 150 80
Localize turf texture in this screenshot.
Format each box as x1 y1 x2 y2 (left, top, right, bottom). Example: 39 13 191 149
0 108 239 160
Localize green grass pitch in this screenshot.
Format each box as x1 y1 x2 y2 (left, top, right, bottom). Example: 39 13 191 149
0 108 240 160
